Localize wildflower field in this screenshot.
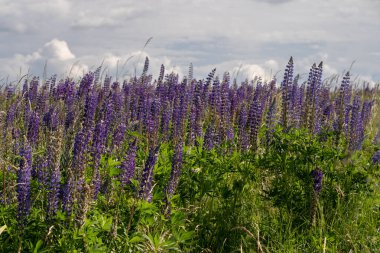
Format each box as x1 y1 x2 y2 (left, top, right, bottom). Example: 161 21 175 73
0 57 379 252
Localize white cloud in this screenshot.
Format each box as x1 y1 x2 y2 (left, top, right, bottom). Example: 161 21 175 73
41 39 76 61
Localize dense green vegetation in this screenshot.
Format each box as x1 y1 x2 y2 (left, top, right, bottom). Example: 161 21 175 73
0 58 379 252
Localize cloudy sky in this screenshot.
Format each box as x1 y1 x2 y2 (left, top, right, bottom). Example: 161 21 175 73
0 0 379 84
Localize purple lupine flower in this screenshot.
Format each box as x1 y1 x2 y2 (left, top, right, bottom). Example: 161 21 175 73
82 91 99 150
139 145 160 202
92 170 101 200
209 77 221 111
22 79 28 96
36 158 48 185
311 167 323 194
77 72 94 98
43 107 59 131
23 97 31 130
187 104 197 145
226 127 234 141
334 72 351 135
5 85 15 100
163 141 184 216
147 99 161 143
83 91 98 131
91 121 107 199
55 80 66 100
72 130 86 177
62 129 87 215
157 64 165 87
103 75 112 94
238 106 249 151
112 121 127 149
142 56 149 77
361 100 373 128
310 167 323 226
27 111 40 145
36 87 48 114
357 113 365 149
160 99 171 141
220 73 231 124
349 95 361 149
203 125 214 151
194 84 203 138
372 150 380 164
93 65 102 86
303 64 316 128
62 171 75 215
312 62 323 133
11 128 21 154
64 111 75 131
3 102 17 137
248 84 263 150
265 98 277 146
28 77 39 104
17 142 32 224
46 154 61 220
203 68 216 104
48 74 57 95
280 57 294 129
120 140 138 186
172 95 183 142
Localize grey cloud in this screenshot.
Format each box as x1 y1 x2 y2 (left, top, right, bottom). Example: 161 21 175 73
0 0 378 84
252 0 293 4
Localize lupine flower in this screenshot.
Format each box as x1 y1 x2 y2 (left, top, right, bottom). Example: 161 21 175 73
112 121 127 149
160 99 171 141
157 64 165 86
361 100 373 128
27 111 40 145
311 167 323 194
203 125 214 151
163 141 184 216
28 77 39 104
83 91 98 133
43 107 59 131
142 56 149 77
280 57 294 128
91 121 107 198
147 99 161 143
78 72 94 98
22 79 28 96
63 130 86 214
372 150 380 164
46 135 62 220
4 102 17 137
349 95 361 149
103 75 112 93
248 84 263 150
139 145 160 202
238 106 249 151
354 111 364 150
5 85 15 100
120 140 138 186
187 104 197 145
17 142 32 224
310 167 323 226
64 111 75 131
265 98 277 146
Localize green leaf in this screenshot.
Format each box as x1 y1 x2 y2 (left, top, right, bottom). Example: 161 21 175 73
33 240 43 253
109 166 121 176
129 236 143 243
